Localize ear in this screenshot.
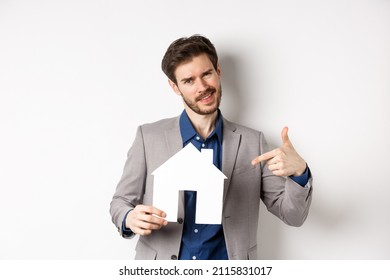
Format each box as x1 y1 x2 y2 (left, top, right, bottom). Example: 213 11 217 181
216 63 221 78
168 79 181 96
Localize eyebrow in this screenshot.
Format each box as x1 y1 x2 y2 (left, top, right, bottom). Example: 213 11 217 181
180 76 193 83
202 69 213 76
180 68 213 83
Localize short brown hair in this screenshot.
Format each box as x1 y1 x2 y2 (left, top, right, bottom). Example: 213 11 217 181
161 35 218 84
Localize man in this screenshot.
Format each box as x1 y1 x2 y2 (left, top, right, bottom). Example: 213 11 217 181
110 35 312 260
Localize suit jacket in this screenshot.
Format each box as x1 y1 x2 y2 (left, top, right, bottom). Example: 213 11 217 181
110 115 313 260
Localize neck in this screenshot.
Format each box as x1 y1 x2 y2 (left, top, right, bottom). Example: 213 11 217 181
185 108 218 140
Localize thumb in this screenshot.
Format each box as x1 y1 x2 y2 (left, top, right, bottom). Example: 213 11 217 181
281 126 291 146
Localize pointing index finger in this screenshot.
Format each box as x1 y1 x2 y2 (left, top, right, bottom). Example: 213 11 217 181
251 149 278 165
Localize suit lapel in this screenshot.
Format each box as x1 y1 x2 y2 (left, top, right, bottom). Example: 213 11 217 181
164 116 183 156
222 118 241 202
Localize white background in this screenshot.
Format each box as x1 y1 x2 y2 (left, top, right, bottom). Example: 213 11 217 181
0 0 389 259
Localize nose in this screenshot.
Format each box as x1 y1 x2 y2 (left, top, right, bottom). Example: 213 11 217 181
197 78 208 93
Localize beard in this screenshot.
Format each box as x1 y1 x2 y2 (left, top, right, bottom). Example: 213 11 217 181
180 85 222 115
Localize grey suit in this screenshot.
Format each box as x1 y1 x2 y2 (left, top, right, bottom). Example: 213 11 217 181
110 115 313 260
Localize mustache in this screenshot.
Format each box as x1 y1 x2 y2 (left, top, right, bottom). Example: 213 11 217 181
195 87 216 102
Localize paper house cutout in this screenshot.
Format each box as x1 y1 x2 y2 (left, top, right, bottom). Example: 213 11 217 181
152 143 227 224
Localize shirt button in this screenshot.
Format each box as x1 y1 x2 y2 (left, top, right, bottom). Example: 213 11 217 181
171 255 178 260
177 218 184 224
194 229 198 233
201 143 205 147
196 136 200 141
192 256 197 260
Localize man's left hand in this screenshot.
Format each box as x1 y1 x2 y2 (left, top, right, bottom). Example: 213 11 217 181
251 127 307 177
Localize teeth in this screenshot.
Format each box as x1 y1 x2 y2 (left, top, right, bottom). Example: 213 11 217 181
202 94 211 100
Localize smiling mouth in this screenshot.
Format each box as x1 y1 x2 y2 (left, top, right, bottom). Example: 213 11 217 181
196 89 216 102
201 92 212 100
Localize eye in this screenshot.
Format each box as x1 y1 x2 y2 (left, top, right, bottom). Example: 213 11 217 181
203 71 213 78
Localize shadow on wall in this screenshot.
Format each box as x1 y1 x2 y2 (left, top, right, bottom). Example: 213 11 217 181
219 53 283 259
218 53 247 124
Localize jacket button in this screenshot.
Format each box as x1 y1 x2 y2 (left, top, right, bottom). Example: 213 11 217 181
171 255 178 260
177 218 183 224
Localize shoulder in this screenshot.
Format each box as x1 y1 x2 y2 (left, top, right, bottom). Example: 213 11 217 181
139 115 180 135
223 118 263 138
223 117 270 154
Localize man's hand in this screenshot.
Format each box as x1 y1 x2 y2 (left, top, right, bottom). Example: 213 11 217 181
251 127 307 177
126 205 168 236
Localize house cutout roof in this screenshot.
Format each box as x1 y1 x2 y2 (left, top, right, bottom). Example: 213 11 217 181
152 143 227 224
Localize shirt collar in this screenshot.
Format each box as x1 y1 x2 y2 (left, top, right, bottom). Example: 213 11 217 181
179 110 223 145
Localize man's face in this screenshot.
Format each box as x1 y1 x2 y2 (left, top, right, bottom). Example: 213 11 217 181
169 54 222 116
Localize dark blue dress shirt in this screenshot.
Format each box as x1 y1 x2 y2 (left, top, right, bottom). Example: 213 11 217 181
178 110 228 260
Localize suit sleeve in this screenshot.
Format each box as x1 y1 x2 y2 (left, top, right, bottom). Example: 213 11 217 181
259 132 313 227
110 126 147 238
